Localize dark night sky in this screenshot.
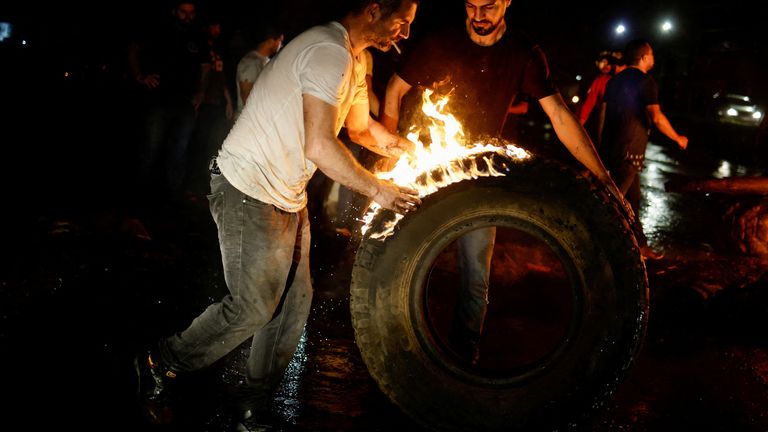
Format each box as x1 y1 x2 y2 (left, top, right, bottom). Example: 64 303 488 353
2 0 763 49
1 0 766 102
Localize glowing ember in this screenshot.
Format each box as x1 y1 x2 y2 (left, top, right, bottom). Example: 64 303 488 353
362 89 532 239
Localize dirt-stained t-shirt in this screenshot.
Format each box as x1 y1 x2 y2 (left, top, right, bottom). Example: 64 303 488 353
217 22 368 212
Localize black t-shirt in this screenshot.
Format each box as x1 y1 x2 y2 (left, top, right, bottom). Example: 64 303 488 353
601 67 659 165
396 26 557 140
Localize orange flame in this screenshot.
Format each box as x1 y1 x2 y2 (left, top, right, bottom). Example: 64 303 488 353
362 89 531 239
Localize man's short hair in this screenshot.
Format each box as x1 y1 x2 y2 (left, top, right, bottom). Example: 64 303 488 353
253 22 283 45
348 0 419 18
624 39 651 66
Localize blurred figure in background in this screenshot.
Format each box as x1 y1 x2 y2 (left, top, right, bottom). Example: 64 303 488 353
128 0 209 199
235 24 284 119
188 13 234 195
362 48 381 118
501 92 530 144
334 47 383 237
579 50 625 145
598 38 688 259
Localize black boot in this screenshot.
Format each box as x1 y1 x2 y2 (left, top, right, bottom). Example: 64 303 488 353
133 351 177 425
227 385 281 431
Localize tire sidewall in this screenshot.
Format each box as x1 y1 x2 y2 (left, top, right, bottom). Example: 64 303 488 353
351 161 648 431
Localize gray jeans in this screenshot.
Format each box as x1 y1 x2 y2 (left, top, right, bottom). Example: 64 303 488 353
455 227 496 335
158 172 313 392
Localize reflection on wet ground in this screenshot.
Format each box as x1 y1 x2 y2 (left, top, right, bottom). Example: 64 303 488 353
1 139 767 431
592 141 768 431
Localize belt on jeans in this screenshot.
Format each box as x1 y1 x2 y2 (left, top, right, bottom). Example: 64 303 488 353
209 157 221 175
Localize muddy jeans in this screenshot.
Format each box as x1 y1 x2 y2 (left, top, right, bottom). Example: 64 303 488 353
455 227 496 335
158 171 313 393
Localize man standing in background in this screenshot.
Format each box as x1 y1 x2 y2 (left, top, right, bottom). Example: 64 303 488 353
235 24 284 118
128 0 208 198
599 38 688 259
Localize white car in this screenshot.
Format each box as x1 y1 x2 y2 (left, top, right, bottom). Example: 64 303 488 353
712 92 764 126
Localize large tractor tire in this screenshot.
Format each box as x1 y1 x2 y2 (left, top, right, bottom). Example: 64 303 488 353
350 156 648 431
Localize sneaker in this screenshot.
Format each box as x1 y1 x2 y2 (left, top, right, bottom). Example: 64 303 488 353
134 351 177 424
227 386 279 432
232 408 278 432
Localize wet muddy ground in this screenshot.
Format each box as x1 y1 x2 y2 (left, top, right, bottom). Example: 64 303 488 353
2 129 768 432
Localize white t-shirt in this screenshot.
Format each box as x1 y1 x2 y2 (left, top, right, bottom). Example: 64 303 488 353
235 50 269 116
217 22 369 212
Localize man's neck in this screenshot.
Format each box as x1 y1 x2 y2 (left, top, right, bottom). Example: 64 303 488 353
256 44 271 58
340 17 367 57
466 19 507 47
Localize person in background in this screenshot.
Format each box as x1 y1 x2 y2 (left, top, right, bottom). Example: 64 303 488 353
382 0 623 365
128 0 209 198
362 48 380 117
501 92 530 144
598 38 688 260
234 24 284 119
579 50 625 145
134 0 421 429
188 14 235 195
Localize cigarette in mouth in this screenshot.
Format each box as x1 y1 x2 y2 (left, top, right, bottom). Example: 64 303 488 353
392 41 401 55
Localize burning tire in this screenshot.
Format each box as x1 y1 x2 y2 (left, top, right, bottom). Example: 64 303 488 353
350 157 648 431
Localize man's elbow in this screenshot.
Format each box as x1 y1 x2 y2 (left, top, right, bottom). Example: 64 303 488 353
304 138 325 164
346 128 367 144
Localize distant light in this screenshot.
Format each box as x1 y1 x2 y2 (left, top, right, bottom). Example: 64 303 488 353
571 95 580 104
753 111 763 120
716 160 732 178
64 71 70 78
660 21 673 32
21 39 26 45
615 24 626 35
726 108 738 117
0 22 11 42
575 74 582 81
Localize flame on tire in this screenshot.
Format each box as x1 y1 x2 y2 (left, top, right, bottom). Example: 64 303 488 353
362 89 531 239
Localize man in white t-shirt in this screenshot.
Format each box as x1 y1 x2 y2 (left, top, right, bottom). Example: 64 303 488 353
235 26 284 118
134 0 421 427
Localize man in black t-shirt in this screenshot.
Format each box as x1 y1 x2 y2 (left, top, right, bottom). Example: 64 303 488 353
385 21 554 139
599 38 688 259
382 0 622 365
